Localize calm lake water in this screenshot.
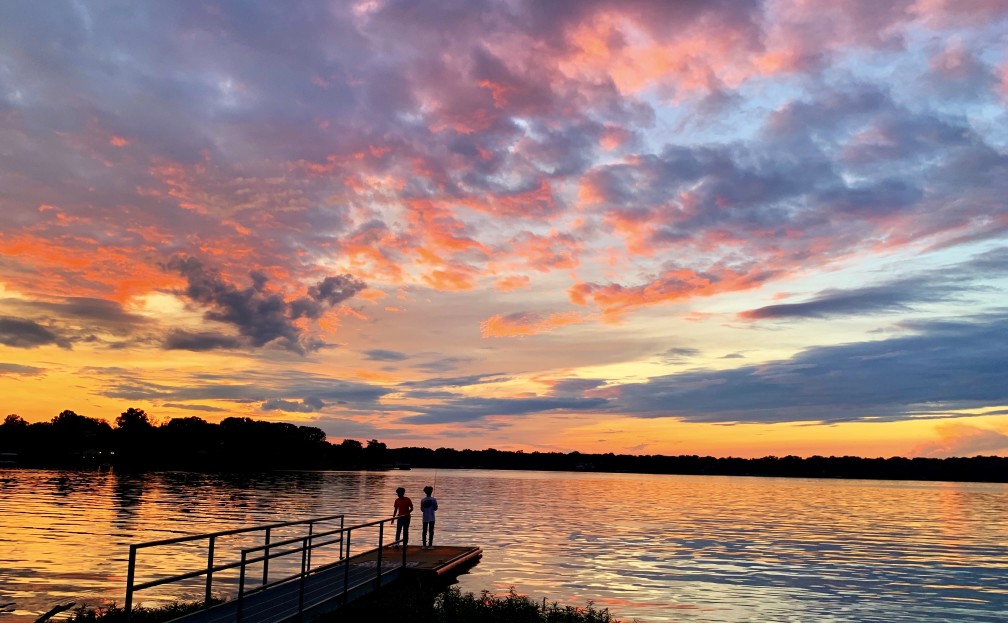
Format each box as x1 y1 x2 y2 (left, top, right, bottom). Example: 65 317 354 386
1 468 1006 623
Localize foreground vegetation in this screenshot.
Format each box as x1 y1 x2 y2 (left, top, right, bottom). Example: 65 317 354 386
64 600 220 623
325 585 627 623
59 587 626 623
3 409 1006 482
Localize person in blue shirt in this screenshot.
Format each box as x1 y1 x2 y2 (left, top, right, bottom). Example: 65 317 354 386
420 485 438 549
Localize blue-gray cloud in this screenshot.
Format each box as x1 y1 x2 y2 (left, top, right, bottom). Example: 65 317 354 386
160 403 229 413
741 248 1008 321
413 357 476 373
398 374 508 390
95 368 392 410
404 396 611 424
661 347 701 362
549 378 607 395
0 362 46 376
163 330 244 352
611 314 1008 423
0 317 71 349
166 256 365 353
261 397 325 413
363 349 409 362
740 280 943 320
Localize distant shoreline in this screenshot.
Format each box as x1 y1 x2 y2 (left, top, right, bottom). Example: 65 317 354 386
2 459 1006 484
3 413 1005 483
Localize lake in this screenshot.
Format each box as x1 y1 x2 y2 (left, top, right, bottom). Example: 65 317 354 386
1 468 1006 622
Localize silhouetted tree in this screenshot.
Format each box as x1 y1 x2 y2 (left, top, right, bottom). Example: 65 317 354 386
3 414 27 428
330 438 364 467
114 407 156 467
116 407 153 432
299 425 327 444
1 414 28 453
364 439 387 467
47 410 113 464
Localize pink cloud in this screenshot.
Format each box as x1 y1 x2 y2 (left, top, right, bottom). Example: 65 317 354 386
481 310 586 337
558 8 762 96
495 275 531 291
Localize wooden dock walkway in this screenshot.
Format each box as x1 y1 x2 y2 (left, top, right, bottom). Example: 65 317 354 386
124 515 481 623
168 545 482 623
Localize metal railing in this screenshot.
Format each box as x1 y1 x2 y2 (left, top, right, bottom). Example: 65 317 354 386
233 516 407 620
124 514 409 622
124 514 344 621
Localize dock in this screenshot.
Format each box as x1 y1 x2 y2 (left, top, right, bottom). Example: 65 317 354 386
123 515 481 623
347 544 484 579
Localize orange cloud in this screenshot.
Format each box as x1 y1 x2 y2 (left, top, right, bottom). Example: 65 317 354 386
480 310 586 337
406 198 488 255
912 422 1008 457
422 266 478 291
0 232 177 302
358 289 387 303
495 275 531 291
340 223 408 283
570 266 771 317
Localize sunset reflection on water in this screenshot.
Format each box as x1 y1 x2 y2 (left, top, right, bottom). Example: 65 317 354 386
1 469 1006 622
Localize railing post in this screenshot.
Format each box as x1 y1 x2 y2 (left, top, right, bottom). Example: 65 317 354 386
124 544 137 623
376 521 384 589
237 550 247 623
205 535 216 607
306 521 314 572
342 529 351 605
262 527 271 586
339 516 344 559
298 537 308 617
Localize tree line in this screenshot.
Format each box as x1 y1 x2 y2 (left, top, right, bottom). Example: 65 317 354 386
1 410 1005 482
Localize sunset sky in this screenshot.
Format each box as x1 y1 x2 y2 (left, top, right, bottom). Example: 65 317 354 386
2 1 1007 458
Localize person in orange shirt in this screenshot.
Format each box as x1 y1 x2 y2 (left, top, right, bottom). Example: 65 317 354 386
391 486 413 548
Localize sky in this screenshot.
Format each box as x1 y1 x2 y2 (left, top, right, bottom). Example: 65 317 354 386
1 0 1007 459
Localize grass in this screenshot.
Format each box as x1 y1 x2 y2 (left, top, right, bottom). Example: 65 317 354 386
436 587 624 623
60 586 627 623
318 584 628 623
63 599 223 623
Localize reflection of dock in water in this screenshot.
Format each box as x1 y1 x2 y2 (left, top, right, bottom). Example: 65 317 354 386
123 515 480 623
